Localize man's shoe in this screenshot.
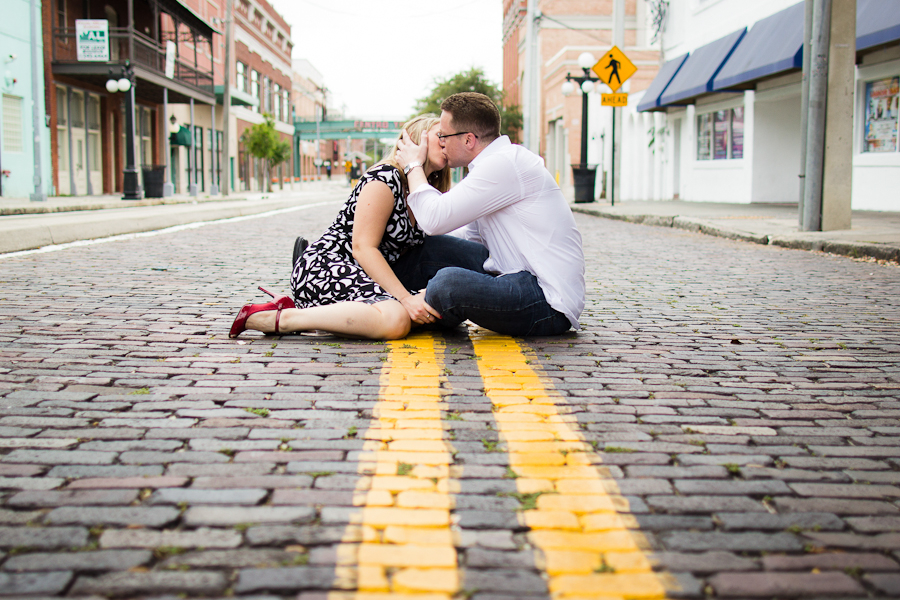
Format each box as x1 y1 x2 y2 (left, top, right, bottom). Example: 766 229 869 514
292 237 308 269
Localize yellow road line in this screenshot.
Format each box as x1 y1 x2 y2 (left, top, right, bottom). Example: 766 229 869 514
331 332 457 599
470 333 674 600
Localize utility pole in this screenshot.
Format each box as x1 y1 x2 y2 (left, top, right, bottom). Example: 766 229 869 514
798 0 813 224
821 0 854 231
523 0 540 152
222 0 233 196
802 0 855 232
611 0 625 205
29 0 46 202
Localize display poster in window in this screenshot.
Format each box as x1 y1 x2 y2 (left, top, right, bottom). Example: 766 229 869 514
697 113 712 160
713 110 729 160
731 107 744 159
865 77 899 153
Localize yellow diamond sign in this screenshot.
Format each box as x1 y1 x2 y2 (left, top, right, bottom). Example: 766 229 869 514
592 46 637 93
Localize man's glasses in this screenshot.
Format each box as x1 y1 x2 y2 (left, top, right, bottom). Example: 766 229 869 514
436 131 478 141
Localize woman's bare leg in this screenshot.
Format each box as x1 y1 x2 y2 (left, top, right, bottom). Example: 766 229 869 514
245 299 411 340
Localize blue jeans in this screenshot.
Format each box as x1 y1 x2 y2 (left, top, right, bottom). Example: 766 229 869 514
392 235 490 291
424 268 572 337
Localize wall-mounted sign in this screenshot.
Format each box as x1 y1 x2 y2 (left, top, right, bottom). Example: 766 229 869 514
75 20 109 62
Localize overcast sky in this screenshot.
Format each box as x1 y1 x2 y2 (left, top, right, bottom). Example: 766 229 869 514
268 0 504 120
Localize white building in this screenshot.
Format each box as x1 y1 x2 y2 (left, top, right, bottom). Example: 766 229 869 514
627 0 900 212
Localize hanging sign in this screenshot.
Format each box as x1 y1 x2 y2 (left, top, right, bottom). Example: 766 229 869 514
75 20 109 62
165 41 176 79
602 93 629 107
592 46 637 93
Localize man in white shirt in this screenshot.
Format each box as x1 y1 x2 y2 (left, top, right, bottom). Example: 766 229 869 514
396 92 585 336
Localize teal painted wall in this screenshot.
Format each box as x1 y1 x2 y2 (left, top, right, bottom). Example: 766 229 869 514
0 0 51 198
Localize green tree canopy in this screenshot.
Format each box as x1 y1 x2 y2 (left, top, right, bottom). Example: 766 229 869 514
243 114 292 192
413 68 523 142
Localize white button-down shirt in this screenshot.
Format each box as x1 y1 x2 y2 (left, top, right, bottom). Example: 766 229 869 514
408 136 586 329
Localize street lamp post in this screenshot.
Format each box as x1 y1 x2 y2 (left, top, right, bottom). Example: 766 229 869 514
106 61 142 200
562 52 600 203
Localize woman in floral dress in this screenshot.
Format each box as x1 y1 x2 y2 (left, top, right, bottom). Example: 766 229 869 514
229 115 451 340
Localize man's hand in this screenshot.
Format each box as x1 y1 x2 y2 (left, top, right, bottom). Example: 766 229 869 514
396 130 428 171
400 292 441 326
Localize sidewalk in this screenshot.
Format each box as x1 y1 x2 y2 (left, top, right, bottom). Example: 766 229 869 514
0 180 350 254
569 198 900 263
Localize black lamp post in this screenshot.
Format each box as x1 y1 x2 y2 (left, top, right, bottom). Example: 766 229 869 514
562 52 600 203
106 61 143 200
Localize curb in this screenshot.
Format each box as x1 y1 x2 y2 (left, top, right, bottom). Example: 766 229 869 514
572 206 900 264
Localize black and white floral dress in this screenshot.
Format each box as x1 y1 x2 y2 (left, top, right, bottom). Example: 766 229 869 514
290 164 425 308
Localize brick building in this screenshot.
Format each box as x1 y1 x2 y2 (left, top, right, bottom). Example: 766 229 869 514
502 0 660 197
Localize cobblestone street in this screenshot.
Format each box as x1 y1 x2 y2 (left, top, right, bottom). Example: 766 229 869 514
1 200 899 599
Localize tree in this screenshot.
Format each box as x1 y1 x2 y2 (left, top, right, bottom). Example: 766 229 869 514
413 68 523 142
243 114 292 192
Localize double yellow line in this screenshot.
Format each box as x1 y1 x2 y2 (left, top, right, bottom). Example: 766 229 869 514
332 331 672 599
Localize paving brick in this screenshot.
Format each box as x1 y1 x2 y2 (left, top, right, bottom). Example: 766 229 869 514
245 525 360 546
65 476 188 489
158 548 298 569
762 552 900 571
6 489 138 507
674 479 792 495
0 570 72 595
774 497 899 515
462 568 548 594
0 526 88 549
1 549 152 572
147 488 267 505
0 476 64 490
0 508 43 525
183 506 315 527
649 551 758 573
716 511 845 531
660 531 805 552
865 573 900 596
190 475 313 489
46 465 163 478
44 506 180 527
646 495 765 514
1 449 116 465
709 571 864 597
234 566 345 592
70 570 228 596
99 527 242 549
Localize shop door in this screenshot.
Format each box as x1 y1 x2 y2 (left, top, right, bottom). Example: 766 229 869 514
70 91 87 195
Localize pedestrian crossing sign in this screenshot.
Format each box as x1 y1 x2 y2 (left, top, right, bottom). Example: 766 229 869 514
592 46 637 93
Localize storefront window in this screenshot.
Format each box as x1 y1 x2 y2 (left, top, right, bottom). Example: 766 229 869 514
864 76 899 153
697 107 744 160
731 107 744 159
697 113 712 160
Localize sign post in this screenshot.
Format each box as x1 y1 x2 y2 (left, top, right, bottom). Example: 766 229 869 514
591 46 636 205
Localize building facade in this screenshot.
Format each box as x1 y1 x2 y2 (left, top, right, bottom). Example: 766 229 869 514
502 0 661 197
1 0 52 199
45 0 217 197
291 58 329 181
632 0 900 212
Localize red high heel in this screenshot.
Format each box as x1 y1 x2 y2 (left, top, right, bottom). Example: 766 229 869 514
258 286 295 310
229 301 286 338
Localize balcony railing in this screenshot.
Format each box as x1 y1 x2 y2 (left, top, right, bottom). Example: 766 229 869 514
52 27 213 93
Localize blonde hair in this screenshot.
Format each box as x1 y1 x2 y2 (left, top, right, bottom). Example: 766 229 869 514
377 114 451 193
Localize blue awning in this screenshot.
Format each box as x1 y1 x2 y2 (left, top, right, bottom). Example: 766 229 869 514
713 1 804 91
857 0 900 52
660 28 747 106
637 53 689 112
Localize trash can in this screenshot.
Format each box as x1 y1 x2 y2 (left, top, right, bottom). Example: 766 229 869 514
142 165 166 198
572 166 597 203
